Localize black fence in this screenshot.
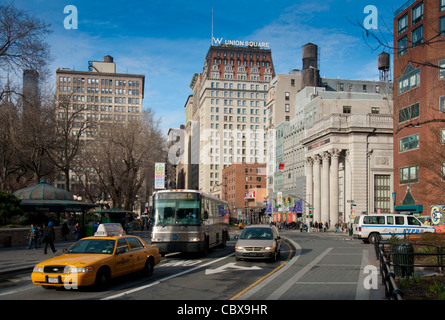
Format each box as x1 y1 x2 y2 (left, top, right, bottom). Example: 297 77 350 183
374 240 445 300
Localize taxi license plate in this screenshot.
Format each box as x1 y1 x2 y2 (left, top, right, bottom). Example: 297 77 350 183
47 276 60 284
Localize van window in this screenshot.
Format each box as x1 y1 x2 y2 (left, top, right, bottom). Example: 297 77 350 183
387 216 394 225
395 216 405 225
364 216 385 224
407 216 421 226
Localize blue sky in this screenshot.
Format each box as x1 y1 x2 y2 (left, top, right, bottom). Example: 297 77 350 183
11 0 401 133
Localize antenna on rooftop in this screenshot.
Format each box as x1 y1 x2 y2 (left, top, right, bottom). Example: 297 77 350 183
211 8 214 46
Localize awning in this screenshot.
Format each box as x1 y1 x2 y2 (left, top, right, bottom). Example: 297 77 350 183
394 205 423 213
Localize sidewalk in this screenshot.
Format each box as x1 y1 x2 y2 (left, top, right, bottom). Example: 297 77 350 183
0 230 153 275
0 240 76 275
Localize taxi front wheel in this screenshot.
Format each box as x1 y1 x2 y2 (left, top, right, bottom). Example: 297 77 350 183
94 268 111 290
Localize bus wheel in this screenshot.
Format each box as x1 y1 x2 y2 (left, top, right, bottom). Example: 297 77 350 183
201 238 209 257
368 233 381 244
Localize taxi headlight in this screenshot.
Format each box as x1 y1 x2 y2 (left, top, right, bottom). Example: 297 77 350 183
70 266 95 273
235 246 243 251
33 266 43 273
191 238 200 242
264 246 274 251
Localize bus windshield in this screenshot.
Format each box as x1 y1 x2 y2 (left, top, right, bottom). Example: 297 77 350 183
154 193 201 226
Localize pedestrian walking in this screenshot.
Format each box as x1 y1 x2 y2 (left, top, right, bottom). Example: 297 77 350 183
73 223 81 241
62 221 69 241
335 223 339 233
27 224 38 250
37 224 44 248
43 222 57 254
318 221 323 232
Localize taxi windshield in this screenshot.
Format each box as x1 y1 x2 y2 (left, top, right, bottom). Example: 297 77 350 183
66 239 116 254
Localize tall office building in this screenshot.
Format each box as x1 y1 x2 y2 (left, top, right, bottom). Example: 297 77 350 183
184 43 275 195
393 0 445 217
55 55 145 190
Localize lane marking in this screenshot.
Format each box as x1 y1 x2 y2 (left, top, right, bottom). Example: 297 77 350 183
102 253 234 300
231 238 299 300
265 247 333 300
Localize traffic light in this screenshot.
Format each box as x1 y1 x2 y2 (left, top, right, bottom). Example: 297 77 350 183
285 197 290 204
309 209 312 217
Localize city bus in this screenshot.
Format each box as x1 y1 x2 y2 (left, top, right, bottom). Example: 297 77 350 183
151 190 230 256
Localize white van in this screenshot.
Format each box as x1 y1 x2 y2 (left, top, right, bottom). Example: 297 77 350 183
353 213 435 243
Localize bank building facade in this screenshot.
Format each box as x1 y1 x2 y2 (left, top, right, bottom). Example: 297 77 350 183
301 85 394 228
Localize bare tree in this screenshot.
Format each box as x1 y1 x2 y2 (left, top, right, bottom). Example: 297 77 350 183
82 110 166 210
0 1 52 78
46 93 96 192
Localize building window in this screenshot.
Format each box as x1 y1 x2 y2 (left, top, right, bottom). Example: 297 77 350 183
399 166 418 184
343 106 351 114
441 0 445 12
374 175 391 213
412 2 423 25
398 14 408 35
442 162 445 179
399 102 420 122
398 65 420 93
440 16 445 36
441 129 445 144
398 36 408 56
399 134 419 152
412 25 423 47
440 60 445 79
285 104 290 112
440 97 445 112
371 107 380 114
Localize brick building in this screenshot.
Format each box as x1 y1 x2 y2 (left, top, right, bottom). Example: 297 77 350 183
221 163 266 224
393 0 445 216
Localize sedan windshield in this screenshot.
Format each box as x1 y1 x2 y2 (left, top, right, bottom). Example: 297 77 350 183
66 239 116 254
240 228 273 240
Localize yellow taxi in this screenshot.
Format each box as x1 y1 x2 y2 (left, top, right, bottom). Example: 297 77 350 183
31 224 161 290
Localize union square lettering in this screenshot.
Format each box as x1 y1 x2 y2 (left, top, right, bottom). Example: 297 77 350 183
212 37 270 49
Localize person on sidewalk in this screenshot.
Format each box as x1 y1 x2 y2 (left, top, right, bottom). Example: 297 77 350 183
73 222 81 241
42 222 57 254
62 221 69 241
27 224 38 250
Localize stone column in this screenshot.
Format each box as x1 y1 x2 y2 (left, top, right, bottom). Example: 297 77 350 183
305 157 314 221
344 150 352 224
329 149 340 230
313 155 321 223
321 152 330 226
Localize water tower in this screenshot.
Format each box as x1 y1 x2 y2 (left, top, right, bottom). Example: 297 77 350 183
301 43 320 87
378 52 390 82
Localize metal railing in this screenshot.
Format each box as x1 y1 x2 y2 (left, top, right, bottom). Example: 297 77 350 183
375 239 445 300
376 241 403 300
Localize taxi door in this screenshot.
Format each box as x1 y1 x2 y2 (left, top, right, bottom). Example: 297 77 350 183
114 238 134 276
126 237 148 271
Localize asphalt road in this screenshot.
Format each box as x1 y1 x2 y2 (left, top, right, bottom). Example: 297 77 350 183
0 229 384 307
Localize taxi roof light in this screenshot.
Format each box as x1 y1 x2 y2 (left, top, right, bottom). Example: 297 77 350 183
94 223 125 237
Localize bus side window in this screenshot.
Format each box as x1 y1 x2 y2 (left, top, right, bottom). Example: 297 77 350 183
395 216 405 225
377 216 385 224
387 216 394 225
